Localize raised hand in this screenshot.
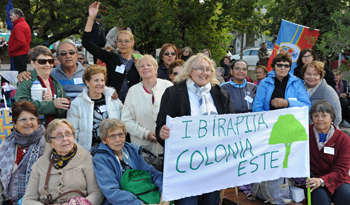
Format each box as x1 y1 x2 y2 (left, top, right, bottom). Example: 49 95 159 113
88 1 100 17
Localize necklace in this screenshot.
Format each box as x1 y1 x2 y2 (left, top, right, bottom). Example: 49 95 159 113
120 55 133 66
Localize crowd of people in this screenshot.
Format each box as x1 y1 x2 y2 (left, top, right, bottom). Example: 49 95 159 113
1 2 350 205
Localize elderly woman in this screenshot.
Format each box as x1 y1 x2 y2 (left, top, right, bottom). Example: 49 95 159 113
67 65 123 152
22 119 104 204
83 2 141 103
0 101 47 205
157 43 178 80
254 65 268 86
202 49 211 58
215 67 225 85
156 53 234 205
306 100 350 205
93 118 169 205
302 61 341 126
253 52 311 112
294 48 335 87
332 69 350 127
15 45 69 127
221 60 257 113
181 46 192 61
168 59 185 84
121 55 172 161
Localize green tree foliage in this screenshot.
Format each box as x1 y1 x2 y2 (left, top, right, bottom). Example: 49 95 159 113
2 0 90 46
261 0 349 60
269 114 308 168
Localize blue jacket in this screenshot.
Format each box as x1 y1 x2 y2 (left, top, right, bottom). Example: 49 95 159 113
252 70 311 112
93 142 163 205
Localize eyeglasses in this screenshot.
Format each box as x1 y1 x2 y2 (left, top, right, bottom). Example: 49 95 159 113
58 50 76 56
173 72 179 76
117 40 131 44
302 55 312 59
255 71 264 74
77 58 84 60
183 50 190 53
50 133 74 140
234 67 248 72
164 52 176 56
36 59 54 65
17 117 38 123
275 63 290 68
193 67 212 73
108 133 125 140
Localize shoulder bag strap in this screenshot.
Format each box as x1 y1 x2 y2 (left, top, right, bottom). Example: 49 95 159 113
44 157 86 205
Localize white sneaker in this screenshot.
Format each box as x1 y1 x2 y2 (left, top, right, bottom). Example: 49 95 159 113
341 120 350 128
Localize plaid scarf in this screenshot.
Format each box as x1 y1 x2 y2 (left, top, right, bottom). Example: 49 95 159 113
52 143 77 169
335 80 344 95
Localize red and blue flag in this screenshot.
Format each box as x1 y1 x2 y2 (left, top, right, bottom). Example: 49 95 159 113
267 20 320 72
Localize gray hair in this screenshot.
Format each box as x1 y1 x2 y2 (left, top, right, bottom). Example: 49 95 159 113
10 8 24 18
45 119 75 143
310 100 336 123
216 67 225 77
99 118 127 141
57 41 78 53
182 46 193 56
78 52 85 58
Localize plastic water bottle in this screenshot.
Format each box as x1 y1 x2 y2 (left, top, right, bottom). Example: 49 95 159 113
31 80 47 102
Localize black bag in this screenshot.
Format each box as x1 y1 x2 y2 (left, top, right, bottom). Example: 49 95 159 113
141 148 163 171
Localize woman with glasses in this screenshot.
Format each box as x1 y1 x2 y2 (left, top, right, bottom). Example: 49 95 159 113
83 2 141 103
15 46 69 127
254 65 268 86
253 51 310 112
168 59 185 84
121 55 172 168
93 118 169 205
0 101 48 205
23 119 104 205
181 46 192 61
332 69 350 127
156 53 234 205
67 65 123 152
221 60 257 113
157 43 178 80
302 61 341 126
294 48 335 88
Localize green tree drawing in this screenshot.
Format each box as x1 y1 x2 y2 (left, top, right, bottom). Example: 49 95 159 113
269 114 308 168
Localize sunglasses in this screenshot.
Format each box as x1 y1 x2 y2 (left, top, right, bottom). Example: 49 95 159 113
59 50 76 56
275 63 290 68
36 59 54 65
164 52 176 56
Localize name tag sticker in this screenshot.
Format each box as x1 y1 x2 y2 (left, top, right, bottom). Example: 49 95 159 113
99 105 107 113
115 64 126 74
53 94 57 99
324 147 334 155
244 96 253 103
73 78 83 84
288 97 297 101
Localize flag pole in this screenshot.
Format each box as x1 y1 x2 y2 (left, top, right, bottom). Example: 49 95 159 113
307 177 311 205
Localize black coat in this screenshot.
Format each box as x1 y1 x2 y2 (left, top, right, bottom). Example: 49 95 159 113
293 63 336 88
82 31 141 95
156 81 235 147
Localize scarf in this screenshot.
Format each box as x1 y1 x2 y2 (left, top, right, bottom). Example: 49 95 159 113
37 74 56 126
186 79 218 116
52 143 77 169
313 125 335 150
0 125 46 204
335 80 344 95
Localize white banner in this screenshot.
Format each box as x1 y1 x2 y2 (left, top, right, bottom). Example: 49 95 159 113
162 106 310 201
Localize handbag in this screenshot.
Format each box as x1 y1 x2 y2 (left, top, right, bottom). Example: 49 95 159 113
249 177 293 205
142 147 163 172
121 169 160 204
44 157 89 205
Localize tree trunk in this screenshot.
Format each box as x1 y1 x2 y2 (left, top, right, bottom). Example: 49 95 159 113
283 143 292 168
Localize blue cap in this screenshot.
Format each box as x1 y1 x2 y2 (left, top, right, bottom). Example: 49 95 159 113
96 14 102 19
33 80 40 84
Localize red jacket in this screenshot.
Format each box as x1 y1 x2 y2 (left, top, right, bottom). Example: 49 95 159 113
8 17 31 58
309 125 350 195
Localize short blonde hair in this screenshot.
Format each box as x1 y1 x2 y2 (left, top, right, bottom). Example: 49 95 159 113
45 119 75 143
99 118 127 141
117 30 134 41
136 54 158 72
175 53 219 86
302 61 325 78
82 65 107 86
332 69 342 76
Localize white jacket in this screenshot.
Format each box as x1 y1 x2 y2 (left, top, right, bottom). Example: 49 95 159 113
121 79 172 156
67 86 123 151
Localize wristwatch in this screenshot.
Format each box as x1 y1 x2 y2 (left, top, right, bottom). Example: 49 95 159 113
320 178 325 187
